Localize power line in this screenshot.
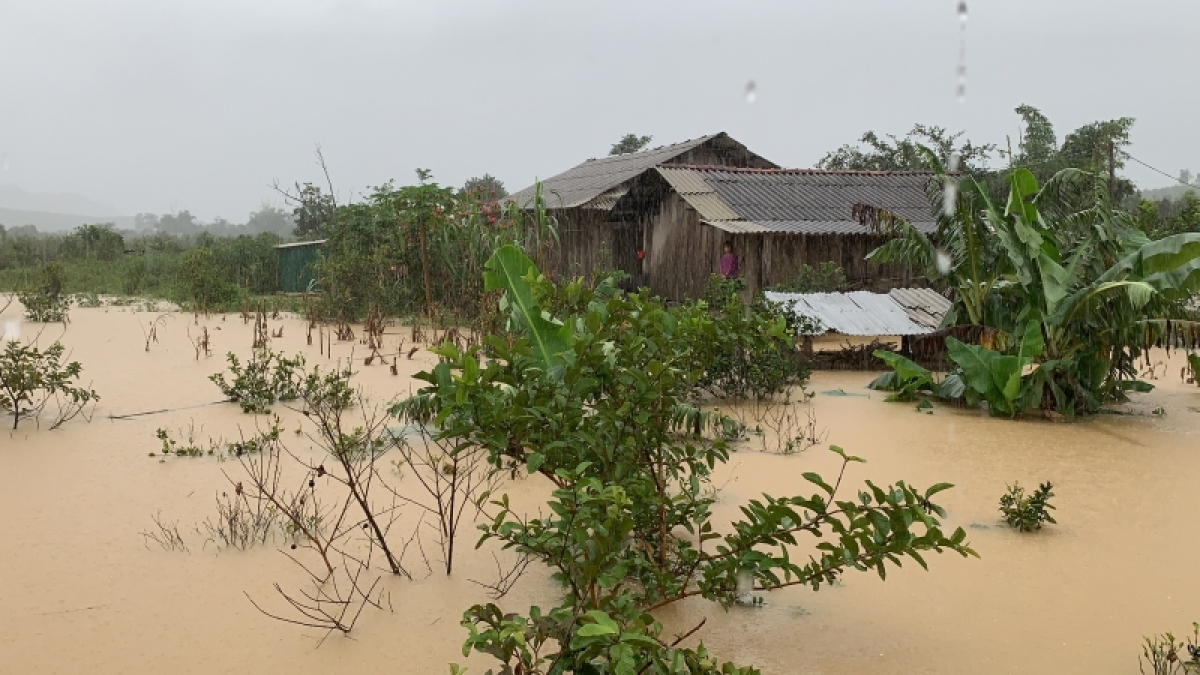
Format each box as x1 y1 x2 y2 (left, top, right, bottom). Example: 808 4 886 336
1121 151 1200 191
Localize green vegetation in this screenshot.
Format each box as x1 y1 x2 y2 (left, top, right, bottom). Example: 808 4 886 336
868 154 1200 417
0 224 284 313
394 246 975 674
767 261 847 294
17 261 69 322
209 349 305 414
998 482 1056 532
1139 622 1200 675
609 133 653 155
0 340 98 430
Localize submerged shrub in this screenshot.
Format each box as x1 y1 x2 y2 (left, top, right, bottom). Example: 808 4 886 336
998 481 1057 531
0 340 98 430
209 349 304 414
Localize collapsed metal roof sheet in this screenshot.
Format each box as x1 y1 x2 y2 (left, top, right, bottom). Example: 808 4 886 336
763 288 949 336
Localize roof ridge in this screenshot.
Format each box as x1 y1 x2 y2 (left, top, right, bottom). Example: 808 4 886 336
662 165 937 175
581 133 724 163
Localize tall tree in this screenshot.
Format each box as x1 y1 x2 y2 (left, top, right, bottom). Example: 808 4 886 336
1013 104 1058 166
609 133 653 156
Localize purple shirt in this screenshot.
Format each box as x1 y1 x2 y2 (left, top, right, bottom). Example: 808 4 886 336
720 252 739 278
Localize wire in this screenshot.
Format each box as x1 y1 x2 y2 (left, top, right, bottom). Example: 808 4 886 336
1121 151 1200 191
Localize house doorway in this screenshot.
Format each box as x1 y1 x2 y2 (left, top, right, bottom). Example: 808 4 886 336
611 222 646 290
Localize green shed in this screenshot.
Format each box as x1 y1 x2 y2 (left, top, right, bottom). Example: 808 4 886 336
275 240 326 293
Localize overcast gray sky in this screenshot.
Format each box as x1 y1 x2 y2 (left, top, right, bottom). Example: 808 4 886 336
0 0 1196 220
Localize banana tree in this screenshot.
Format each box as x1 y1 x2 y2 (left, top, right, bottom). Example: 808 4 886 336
866 150 1007 326
952 168 1200 413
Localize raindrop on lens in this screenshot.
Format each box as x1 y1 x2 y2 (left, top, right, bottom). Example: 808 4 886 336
736 567 754 605
957 1 968 23
942 179 958 217
936 249 952 275
744 80 757 104
3 320 19 342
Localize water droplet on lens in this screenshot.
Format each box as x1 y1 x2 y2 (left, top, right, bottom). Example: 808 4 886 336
936 249 952 275
956 83 966 104
3 320 19 341
948 151 961 172
958 1 968 23
942 178 958 217
744 80 757 104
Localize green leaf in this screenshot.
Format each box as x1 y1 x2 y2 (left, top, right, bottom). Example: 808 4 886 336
526 452 545 474
483 245 571 368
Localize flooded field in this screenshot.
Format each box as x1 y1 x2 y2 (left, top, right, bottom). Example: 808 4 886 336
2 306 1198 674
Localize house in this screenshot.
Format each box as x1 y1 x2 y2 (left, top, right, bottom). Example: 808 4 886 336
506 133 935 301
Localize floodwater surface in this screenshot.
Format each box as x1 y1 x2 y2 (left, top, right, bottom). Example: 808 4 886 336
1 305 1197 674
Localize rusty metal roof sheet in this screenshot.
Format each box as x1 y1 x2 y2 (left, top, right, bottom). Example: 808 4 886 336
763 289 949 336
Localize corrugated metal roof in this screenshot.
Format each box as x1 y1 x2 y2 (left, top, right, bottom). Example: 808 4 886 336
671 166 937 234
763 289 949 336
888 288 952 330
704 219 936 235
274 239 327 249
505 135 724 210
657 166 714 194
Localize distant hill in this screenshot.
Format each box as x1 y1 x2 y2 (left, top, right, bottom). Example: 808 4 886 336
0 184 132 232
1141 184 1199 202
0 207 135 232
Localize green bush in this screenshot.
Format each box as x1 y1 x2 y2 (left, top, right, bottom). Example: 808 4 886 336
0 340 99 430
396 246 976 675
768 261 847 293
998 481 1056 531
694 275 810 400
17 262 70 322
209 349 305 414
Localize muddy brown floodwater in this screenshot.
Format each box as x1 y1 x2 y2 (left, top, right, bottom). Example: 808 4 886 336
1 305 1198 674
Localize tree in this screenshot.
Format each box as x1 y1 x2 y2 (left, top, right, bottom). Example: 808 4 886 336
816 124 995 172
158 210 200 236
1013 104 1058 166
609 133 653 156
245 204 294 237
461 174 507 201
289 183 337 239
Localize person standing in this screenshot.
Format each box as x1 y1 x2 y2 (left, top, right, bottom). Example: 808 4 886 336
720 241 739 279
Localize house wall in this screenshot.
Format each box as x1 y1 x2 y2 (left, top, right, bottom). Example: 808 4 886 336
761 234 920 292
644 197 923 302
538 208 613 282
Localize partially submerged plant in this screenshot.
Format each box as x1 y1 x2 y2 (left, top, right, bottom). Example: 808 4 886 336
1139 623 1200 675
998 481 1057 531
0 340 99 430
209 348 305 414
